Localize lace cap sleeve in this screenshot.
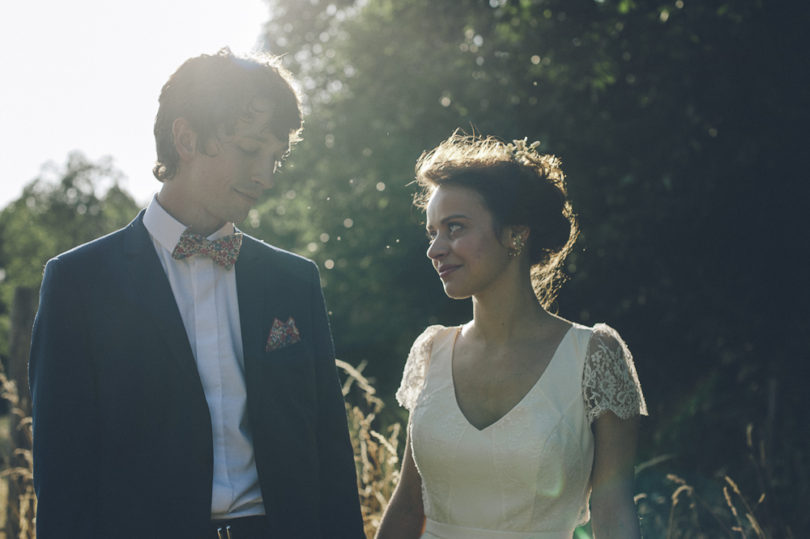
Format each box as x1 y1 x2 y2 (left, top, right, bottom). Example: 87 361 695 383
395 325 445 411
583 323 648 424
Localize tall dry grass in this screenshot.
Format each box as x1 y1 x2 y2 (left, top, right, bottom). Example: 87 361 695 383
632 422 788 538
0 359 788 538
336 359 402 538
0 366 36 539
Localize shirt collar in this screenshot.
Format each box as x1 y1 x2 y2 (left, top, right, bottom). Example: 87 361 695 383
143 196 235 253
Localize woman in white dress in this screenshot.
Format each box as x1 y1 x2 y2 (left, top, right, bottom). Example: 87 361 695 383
376 133 647 539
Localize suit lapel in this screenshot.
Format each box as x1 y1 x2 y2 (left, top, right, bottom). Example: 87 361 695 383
235 236 268 362
122 212 198 379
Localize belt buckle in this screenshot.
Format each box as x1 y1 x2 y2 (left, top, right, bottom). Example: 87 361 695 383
216 524 233 539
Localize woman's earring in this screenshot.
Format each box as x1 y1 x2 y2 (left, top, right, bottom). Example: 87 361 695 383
508 234 526 258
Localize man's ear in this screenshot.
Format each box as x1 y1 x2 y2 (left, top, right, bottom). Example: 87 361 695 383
172 118 197 161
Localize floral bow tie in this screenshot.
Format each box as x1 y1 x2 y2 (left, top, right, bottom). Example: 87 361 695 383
171 230 243 270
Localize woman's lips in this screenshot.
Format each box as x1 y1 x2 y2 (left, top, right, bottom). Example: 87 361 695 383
438 265 460 279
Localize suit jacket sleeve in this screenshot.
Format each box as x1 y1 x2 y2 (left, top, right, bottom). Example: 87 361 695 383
29 258 99 537
308 262 365 537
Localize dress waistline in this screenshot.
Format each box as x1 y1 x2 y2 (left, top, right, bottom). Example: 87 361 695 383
423 519 570 539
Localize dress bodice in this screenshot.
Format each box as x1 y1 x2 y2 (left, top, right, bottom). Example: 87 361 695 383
396 323 646 539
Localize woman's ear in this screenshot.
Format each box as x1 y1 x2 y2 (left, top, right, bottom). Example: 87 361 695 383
505 225 529 246
503 225 530 258
171 117 197 161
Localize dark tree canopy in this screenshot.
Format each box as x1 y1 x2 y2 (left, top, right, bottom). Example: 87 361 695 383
251 0 808 534
0 153 139 353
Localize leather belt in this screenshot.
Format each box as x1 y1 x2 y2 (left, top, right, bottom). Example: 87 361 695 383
210 515 270 539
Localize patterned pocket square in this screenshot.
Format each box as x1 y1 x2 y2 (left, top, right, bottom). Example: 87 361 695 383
265 316 302 352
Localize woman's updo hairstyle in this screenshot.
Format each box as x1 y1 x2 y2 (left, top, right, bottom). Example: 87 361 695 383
414 131 579 308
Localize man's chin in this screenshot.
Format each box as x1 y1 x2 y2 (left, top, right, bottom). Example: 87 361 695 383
228 205 253 225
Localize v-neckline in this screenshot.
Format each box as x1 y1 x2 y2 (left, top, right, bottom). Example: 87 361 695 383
449 324 574 432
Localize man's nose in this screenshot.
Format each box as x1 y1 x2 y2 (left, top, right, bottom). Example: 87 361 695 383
252 161 275 189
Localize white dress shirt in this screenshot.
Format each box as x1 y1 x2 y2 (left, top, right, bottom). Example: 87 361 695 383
143 197 264 519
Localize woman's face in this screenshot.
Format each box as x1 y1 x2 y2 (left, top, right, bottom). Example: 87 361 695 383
425 185 513 299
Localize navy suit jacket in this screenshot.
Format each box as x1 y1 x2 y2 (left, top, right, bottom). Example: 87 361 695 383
29 212 365 538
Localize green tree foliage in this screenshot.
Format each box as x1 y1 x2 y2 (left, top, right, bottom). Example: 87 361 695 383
0 152 139 354
257 0 809 533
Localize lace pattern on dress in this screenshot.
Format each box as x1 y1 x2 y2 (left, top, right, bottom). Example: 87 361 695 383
396 325 446 411
582 323 648 424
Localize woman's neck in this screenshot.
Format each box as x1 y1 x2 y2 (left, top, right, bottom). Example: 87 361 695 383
468 276 552 344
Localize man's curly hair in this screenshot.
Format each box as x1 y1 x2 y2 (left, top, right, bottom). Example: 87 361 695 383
152 48 303 182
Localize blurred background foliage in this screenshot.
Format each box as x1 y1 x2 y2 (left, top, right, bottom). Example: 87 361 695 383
256 0 808 534
0 0 807 535
0 152 139 356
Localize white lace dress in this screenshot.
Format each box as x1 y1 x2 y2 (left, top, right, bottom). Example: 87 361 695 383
396 323 647 539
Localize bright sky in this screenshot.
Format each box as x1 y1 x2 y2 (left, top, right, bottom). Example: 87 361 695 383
0 0 270 209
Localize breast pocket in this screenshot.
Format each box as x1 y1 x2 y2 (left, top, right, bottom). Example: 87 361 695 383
259 340 317 393
265 340 305 361
253 341 318 424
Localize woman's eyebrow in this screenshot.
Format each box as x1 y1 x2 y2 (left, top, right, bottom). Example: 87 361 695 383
441 214 469 223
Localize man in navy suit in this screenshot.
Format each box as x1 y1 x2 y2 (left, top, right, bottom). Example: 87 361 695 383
29 49 364 538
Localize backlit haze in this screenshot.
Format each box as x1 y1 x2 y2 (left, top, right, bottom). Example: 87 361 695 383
0 0 269 208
